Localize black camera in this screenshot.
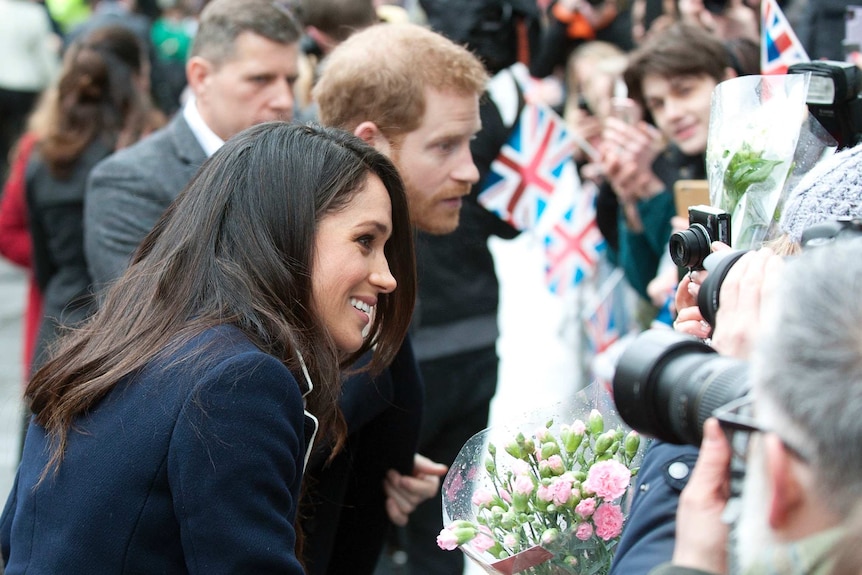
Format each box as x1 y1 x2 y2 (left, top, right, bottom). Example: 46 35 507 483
612 329 748 446
669 205 731 271
697 216 862 328
788 60 862 150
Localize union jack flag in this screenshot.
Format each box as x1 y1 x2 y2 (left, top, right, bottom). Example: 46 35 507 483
542 179 606 295
582 267 630 357
761 0 809 75
478 102 577 231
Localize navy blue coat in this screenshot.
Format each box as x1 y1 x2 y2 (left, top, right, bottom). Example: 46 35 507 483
609 441 699 575
0 325 309 574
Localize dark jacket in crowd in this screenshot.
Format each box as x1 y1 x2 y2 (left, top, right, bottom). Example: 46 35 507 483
26 140 110 369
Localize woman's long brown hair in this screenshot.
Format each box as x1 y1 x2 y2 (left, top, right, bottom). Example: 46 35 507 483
26 122 416 479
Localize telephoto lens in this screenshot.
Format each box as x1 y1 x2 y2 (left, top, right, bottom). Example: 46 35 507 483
612 329 749 445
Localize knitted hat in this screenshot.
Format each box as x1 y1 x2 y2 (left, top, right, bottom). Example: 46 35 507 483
780 143 862 243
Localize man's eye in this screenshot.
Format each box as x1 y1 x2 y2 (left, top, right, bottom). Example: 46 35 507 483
437 141 456 154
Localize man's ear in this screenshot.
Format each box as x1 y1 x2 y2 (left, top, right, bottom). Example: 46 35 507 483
724 66 738 81
354 121 392 156
765 434 804 530
186 56 212 95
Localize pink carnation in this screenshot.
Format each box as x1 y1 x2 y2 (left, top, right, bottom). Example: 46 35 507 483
593 503 624 540
575 522 593 541
500 489 512 503
576 497 596 518
571 420 586 435
437 528 459 550
535 427 550 442
547 454 565 474
513 475 534 495
551 478 573 506
583 460 631 501
537 483 554 503
471 532 496 553
503 534 517 547
471 488 494 507
511 459 531 476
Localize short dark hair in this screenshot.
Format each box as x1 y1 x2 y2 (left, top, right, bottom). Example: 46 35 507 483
624 23 730 111
298 0 378 42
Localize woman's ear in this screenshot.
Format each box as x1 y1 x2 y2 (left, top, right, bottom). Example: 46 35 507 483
724 66 738 81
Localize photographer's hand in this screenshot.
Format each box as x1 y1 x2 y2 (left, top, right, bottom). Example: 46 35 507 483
711 247 784 359
673 241 731 340
671 418 731 575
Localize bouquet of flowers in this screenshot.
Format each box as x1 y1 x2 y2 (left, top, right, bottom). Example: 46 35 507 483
706 73 836 249
437 384 645 574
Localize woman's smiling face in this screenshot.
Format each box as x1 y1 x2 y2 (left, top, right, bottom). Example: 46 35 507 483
312 174 398 354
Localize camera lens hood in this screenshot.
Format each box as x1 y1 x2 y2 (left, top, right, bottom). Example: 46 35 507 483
612 329 716 442
698 249 748 328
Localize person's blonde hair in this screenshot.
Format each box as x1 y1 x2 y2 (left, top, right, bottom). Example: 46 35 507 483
314 23 488 138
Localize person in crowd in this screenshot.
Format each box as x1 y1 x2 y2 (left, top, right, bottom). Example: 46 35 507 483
0 0 60 181
531 0 632 78
563 40 628 253
311 22 489 574
564 40 627 169
0 134 41 385
65 0 152 50
293 0 379 122
84 0 300 288
149 0 198 115
598 22 738 303
610 141 862 575
677 0 759 42
26 25 164 371
794 0 853 62
0 120 416 573
650 233 862 575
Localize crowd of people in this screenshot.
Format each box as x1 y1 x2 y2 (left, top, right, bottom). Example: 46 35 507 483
0 0 861 574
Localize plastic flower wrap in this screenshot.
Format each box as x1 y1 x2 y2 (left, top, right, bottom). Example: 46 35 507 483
707 73 836 248
438 384 646 575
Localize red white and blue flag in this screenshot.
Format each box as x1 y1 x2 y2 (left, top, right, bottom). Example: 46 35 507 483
478 102 577 231
542 181 606 295
761 0 809 75
478 63 606 295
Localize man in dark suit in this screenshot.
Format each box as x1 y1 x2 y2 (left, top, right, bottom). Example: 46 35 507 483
84 0 301 288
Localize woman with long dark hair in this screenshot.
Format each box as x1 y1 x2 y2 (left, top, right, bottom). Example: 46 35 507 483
26 24 164 370
0 121 416 573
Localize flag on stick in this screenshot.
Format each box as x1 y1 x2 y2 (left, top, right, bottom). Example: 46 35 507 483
761 0 809 75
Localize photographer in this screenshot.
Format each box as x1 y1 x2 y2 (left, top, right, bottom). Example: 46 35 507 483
610 142 862 575
651 234 862 575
